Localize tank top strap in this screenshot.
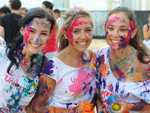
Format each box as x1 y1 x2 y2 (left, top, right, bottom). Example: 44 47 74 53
130 49 136 76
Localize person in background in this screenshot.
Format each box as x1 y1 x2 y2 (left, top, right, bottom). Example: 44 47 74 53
54 8 63 28
96 6 150 113
19 7 28 16
42 1 53 10
42 9 59 60
26 7 99 113
0 6 11 18
0 7 55 112
9 0 12 10
143 13 150 50
0 0 22 44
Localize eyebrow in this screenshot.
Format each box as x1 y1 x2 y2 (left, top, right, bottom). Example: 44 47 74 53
31 28 49 32
108 24 128 27
73 27 92 30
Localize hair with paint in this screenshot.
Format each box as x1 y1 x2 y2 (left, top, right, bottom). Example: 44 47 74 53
56 6 94 51
6 7 55 74
105 6 150 63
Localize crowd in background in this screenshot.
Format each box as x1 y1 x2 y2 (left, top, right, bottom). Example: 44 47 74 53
0 0 150 113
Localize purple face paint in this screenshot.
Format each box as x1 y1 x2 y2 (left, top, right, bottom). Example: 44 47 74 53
105 14 135 51
66 19 88 46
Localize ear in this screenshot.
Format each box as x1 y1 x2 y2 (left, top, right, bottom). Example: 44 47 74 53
131 27 137 38
62 27 67 37
20 27 25 36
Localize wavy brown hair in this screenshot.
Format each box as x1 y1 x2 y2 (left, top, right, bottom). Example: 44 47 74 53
105 6 150 63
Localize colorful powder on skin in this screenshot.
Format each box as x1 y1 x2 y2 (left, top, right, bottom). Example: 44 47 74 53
66 19 88 46
36 38 39 42
106 15 135 50
24 26 32 46
114 65 126 81
147 68 150 71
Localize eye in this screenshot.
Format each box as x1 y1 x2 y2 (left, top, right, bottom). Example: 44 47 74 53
41 33 48 35
29 30 34 33
85 29 92 33
73 30 79 34
120 28 128 32
108 27 114 31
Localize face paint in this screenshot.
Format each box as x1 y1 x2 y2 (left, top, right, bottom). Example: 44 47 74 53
24 27 32 47
66 18 88 46
36 38 39 42
105 12 135 51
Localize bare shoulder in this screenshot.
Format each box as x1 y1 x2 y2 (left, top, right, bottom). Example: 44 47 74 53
143 24 148 30
135 60 150 81
86 48 95 58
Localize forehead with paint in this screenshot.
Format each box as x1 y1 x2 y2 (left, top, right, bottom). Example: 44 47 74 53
105 12 135 50
24 17 51 45
66 17 92 46
106 12 130 31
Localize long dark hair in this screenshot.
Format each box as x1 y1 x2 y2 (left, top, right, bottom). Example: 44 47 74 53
105 6 150 63
6 7 55 74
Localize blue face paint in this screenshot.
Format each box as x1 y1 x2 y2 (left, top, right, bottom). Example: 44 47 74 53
36 38 39 42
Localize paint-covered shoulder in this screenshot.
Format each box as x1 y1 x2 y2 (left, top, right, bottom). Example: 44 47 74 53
96 46 110 57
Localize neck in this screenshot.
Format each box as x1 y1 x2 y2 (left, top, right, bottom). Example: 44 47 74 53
11 9 19 14
110 45 135 60
17 43 33 61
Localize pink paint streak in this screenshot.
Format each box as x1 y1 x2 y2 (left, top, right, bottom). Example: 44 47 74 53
68 69 91 95
24 26 32 46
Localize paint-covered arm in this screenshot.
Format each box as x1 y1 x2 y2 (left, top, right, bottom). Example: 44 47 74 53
109 101 150 113
26 74 94 113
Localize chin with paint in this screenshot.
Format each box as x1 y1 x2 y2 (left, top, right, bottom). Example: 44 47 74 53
0 7 55 112
96 6 150 113
26 7 99 113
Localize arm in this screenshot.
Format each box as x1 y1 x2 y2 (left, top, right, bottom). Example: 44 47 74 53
109 101 150 113
27 75 94 113
143 25 150 41
0 26 4 40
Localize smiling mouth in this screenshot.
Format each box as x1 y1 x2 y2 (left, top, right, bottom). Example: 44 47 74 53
77 41 87 45
30 42 41 48
111 40 122 43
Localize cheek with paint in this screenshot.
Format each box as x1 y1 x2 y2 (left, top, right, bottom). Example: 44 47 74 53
24 26 32 47
66 19 88 46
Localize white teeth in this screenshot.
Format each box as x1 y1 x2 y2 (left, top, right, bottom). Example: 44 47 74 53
78 42 86 45
112 40 120 43
31 44 40 47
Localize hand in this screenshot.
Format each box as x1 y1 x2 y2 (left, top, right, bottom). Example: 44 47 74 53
108 101 132 113
76 102 95 113
96 100 107 113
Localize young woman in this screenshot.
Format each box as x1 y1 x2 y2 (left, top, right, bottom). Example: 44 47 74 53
27 7 99 113
96 6 150 113
143 13 150 50
0 7 54 112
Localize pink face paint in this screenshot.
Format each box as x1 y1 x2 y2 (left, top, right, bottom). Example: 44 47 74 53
24 26 32 47
66 19 88 46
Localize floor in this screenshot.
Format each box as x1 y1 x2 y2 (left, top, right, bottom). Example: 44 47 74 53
89 39 108 51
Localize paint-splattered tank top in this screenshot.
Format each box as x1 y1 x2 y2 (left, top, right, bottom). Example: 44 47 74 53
96 46 150 113
0 45 39 113
40 52 99 108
